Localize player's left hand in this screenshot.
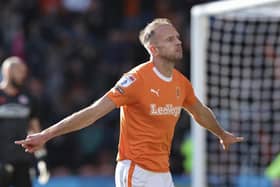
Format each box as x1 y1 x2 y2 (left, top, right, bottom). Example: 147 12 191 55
219 131 244 151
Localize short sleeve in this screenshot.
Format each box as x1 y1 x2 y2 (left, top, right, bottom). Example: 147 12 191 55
106 72 142 107
183 79 197 107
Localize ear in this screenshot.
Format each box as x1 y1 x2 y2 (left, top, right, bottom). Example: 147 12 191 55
148 45 159 56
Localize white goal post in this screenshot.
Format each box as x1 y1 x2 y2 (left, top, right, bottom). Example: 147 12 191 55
190 0 280 187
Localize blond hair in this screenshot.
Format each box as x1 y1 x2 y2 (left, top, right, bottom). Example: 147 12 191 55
1 56 24 77
139 18 172 48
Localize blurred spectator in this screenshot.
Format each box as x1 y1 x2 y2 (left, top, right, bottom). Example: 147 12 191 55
265 153 280 187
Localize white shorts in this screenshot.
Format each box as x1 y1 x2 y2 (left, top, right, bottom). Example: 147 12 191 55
115 160 175 187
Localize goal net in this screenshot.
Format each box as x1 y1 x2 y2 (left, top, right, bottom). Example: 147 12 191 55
191 1 280 187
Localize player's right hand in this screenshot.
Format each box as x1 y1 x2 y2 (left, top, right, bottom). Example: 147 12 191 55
15 132 47 153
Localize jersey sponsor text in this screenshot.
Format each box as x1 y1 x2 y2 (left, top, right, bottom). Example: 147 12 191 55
150 104 181 117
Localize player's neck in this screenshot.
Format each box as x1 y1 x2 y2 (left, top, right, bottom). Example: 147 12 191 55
152 58 174 78
0 81 19 96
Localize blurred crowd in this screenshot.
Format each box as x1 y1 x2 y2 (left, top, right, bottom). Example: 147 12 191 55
0 0 216 177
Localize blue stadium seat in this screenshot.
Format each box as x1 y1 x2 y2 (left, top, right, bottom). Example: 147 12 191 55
236 175 272 187
34 176 81 187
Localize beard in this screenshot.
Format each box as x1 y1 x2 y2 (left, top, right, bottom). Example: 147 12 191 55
11 78 25 91
160 52 183 63
156 45 183 63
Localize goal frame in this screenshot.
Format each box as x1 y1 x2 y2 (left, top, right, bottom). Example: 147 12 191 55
190 0 280 187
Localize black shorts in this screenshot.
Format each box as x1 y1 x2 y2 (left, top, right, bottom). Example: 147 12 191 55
0 162 33 187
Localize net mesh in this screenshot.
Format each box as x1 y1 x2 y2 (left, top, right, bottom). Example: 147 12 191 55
206 6 280 187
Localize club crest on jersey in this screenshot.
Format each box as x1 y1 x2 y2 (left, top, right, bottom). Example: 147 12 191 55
114 85 125 94
118 74 136 88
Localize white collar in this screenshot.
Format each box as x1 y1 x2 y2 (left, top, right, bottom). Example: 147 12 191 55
152 67 173 82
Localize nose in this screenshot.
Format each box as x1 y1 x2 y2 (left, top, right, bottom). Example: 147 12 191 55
176 37 182 45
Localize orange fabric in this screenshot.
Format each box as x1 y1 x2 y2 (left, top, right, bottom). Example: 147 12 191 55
127 162 135 187
106 61 197 172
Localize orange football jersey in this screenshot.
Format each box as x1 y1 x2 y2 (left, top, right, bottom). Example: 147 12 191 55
106 61 197 172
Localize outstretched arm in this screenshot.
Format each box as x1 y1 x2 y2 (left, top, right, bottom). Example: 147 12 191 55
15 95 116 153
184 98 244 150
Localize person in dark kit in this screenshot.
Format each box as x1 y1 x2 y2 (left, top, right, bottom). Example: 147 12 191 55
0 56 42 187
